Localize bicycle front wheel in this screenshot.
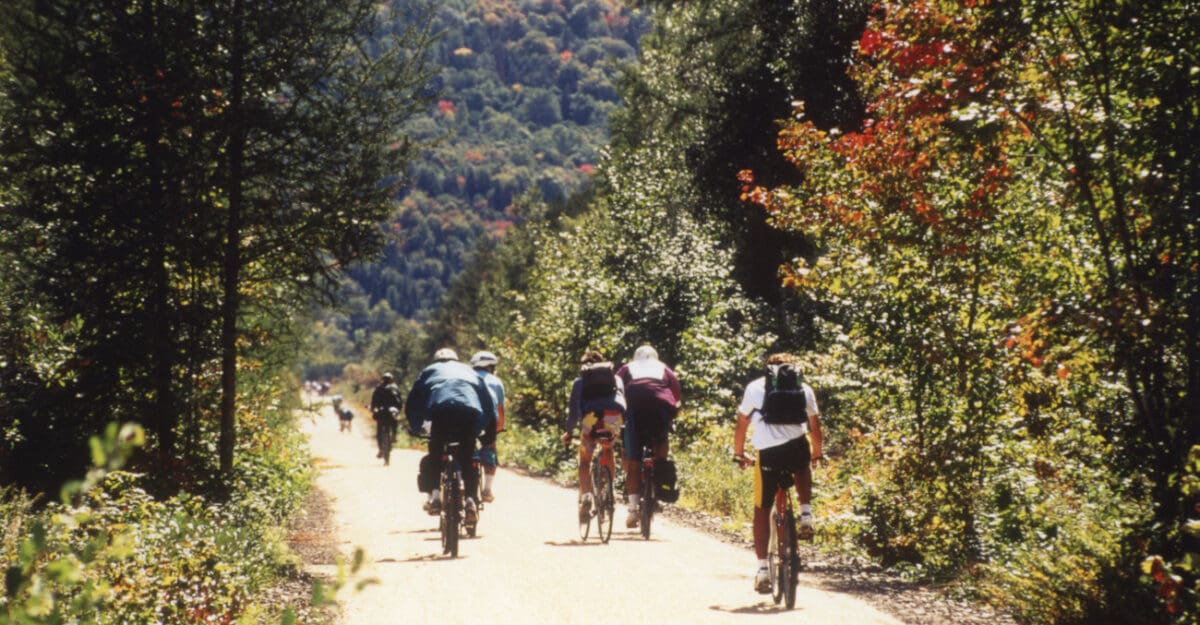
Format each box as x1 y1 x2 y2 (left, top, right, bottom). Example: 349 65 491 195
594 462 614 543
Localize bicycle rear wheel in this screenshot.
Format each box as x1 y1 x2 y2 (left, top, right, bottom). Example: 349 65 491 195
780 508 798 609
441 467 461 558
379 423 393 465
594 462 614 543
769 517 784 605
639 460 654 540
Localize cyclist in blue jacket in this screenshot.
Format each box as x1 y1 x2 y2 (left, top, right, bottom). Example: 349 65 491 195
406 348 498 523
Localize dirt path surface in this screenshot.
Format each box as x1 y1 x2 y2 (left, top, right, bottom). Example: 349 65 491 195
299 406 904 625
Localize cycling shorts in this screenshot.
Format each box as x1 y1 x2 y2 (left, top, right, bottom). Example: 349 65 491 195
580 409 623 454
753 436 811 510
623 402 674 461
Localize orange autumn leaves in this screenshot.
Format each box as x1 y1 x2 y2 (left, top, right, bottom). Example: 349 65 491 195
742 0 1016 247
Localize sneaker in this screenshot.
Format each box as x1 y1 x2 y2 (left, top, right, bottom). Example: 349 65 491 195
799 511 815 538
626 506 639 529
424 496 441 516
754 567 772 594
482 489 495 503
465 498 478 525
578 493 593 524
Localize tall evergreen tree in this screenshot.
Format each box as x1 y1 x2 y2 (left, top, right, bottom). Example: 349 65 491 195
0 0 436 488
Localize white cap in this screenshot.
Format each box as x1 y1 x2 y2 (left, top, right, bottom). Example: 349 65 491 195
434 347 458 361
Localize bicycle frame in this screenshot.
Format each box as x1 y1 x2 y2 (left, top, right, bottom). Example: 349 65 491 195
581 427 617 543
766 467 799 609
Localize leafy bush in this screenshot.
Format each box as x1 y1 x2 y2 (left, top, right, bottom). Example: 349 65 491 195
2 385 316 625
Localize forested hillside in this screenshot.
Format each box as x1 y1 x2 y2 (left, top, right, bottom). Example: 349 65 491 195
341 0 648 320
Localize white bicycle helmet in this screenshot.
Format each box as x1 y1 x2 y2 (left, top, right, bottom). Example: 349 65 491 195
470 351 498 368
433 347 459 361
633 344 658 361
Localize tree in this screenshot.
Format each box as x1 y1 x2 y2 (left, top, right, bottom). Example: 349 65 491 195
609 0 871 342
746 0 1199 619
209 0 436 474
0 0 436 487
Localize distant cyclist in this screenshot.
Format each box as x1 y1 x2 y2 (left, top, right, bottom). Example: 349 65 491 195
562 350 626 524
369 373 404 458
406 348 497 523
471 350 505 502
733 352 824 594
616 345 681 528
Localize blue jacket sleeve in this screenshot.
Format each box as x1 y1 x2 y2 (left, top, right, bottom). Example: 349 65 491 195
405 371 431 431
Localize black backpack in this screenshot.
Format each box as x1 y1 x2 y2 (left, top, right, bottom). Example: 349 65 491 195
579 362 618 403
759 363 807 425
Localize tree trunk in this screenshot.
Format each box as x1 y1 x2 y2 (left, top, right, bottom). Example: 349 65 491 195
141 0 177 463
219 0 246 477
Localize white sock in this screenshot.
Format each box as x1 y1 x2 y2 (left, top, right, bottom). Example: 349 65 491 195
758 559 769 570
484 474 494 491
430 491 440 503
629 494 641 509
801 504 812 514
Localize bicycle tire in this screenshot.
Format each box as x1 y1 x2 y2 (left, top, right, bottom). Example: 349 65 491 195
640 459 654 540
378 423 393 465
578 482 592 539
769 516 784 605
595 461 614 543
781 508 798 609
441 465 461 558
465 461 480 538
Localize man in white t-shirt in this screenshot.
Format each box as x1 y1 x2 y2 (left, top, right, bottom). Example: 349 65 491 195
733 352 824 594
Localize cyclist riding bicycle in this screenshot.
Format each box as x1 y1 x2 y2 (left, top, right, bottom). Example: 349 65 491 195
471 350 505 502
369 373 404 458
616 345 681 528
733 352 824 594
562 350 626 524
406 348 498 524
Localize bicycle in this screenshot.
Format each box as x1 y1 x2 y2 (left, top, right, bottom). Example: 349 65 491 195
374 407 399 466
637 443 656 540
579 427 617 543
438 440 468 558
736 453 804 609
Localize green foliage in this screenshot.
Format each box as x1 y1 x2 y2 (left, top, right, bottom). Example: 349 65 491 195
674 435 755 527
495 423 575 480
1 377 325 624
0 0 438 488
742 0 1199 621
1142 445 1200 624
338 0 651 331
